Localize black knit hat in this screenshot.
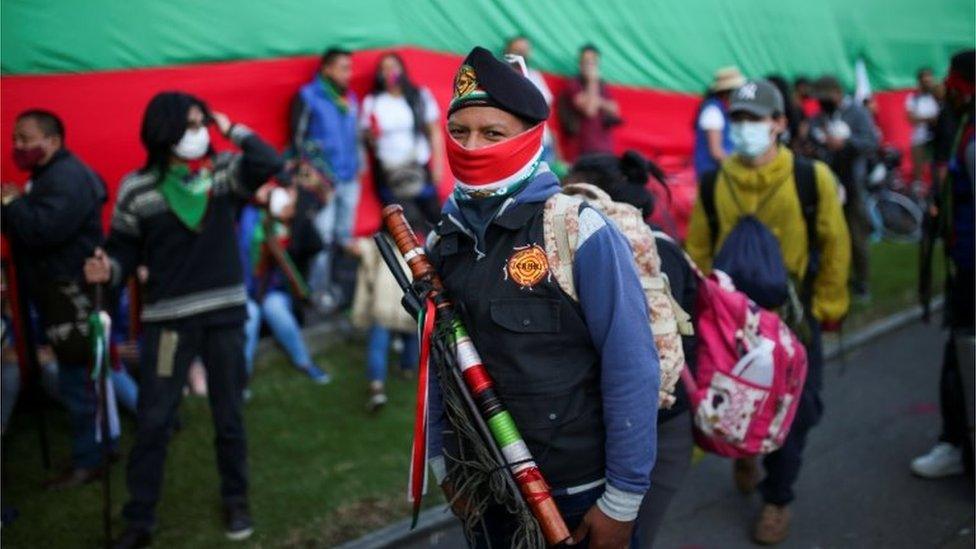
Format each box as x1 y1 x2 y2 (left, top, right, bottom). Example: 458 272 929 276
447 46 549 123
140 91 210 173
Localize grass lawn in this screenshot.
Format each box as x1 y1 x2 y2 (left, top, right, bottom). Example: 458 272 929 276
845 240 944 330
0 240 942 548
2 336 439 548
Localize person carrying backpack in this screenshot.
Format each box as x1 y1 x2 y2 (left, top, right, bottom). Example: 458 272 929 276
565 151 698 548
425 46 659 548
685 79 851 545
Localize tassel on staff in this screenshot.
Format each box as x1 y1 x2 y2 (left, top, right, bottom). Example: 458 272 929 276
376 206 571 547
89 283 118 548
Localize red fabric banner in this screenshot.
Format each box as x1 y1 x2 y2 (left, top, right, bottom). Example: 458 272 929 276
0 47 916 237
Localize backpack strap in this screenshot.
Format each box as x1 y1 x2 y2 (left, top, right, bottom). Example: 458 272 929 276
651 229 697 337
543 192 584 300
562 182 614 209
699 169 720 252
792 155 819 303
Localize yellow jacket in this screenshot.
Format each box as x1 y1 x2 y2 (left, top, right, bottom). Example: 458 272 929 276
686 147 851 322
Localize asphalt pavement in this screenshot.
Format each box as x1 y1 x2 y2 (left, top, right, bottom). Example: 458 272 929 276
356 319 974 549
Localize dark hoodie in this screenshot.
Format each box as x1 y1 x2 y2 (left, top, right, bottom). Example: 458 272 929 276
2 148 107 285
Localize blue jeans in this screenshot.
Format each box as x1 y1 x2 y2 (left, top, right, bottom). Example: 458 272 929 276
112 366 139 415
58 364 103 469
309 179 361 295
366 326 419 383
244 292 314 377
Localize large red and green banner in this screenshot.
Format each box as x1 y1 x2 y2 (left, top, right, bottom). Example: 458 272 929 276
2 0 973 235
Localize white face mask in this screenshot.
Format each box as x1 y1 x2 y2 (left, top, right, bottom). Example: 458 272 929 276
172 126 210 160
730 121 773 158
269 187 291 218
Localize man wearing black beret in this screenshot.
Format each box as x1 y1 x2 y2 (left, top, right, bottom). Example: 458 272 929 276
424 46 660 547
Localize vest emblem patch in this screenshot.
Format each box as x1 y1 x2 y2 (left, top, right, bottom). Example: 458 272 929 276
504 244 550 289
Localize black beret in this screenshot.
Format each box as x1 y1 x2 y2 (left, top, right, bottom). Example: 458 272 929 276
448 46 549 123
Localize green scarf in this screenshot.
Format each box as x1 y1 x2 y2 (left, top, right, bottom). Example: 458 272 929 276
159 164 212 231
249 211 311 299
319 75 349 114
249 211 278 272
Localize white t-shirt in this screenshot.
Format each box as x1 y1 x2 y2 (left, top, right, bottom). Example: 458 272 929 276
698 104 725 131
360 88 440 166
905 92 940 145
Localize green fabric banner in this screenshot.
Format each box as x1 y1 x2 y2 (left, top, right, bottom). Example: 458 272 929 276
2 0 972 91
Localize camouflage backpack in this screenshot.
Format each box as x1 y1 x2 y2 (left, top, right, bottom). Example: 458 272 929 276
543 183 693 408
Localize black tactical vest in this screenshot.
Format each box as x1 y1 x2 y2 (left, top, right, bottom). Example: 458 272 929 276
429 200 605 490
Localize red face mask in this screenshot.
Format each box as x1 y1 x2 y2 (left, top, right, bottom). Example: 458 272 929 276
12 146 46 171
446 123 545 186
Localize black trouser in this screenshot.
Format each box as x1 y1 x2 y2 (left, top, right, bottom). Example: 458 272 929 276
758 317 824 506
635 412 694 548
122 317 248 528
940 267 975 470
844 195 871 291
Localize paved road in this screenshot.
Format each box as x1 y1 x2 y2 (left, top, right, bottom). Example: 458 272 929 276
384 320 975 548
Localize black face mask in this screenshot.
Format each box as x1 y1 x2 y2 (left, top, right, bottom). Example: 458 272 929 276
819 98 838 114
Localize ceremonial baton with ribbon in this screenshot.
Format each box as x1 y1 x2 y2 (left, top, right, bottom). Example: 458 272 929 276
378 204 570 546
89 283 114 548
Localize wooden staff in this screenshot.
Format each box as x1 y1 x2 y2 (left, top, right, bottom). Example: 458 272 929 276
92 283 112 548
382 205 570 546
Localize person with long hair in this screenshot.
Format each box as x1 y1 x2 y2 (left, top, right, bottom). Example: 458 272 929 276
565 151 698 547
84 91 282 547
361 52 445 224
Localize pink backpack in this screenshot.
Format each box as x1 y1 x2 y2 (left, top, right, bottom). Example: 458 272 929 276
681 269 808 458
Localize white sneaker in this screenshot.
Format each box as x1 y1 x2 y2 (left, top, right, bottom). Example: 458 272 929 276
910 442 965 478
367 391 388 412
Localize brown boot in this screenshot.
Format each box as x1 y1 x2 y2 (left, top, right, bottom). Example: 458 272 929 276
42 466 102 491
733 457 759 494
753 504 791 545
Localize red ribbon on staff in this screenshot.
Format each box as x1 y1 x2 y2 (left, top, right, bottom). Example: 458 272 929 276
408 296 436 527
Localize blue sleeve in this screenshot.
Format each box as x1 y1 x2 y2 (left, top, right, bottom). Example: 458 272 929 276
847 106 879 153
573 207 659 497
428 370 444 458
237 206 259 297
427 365 448 483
